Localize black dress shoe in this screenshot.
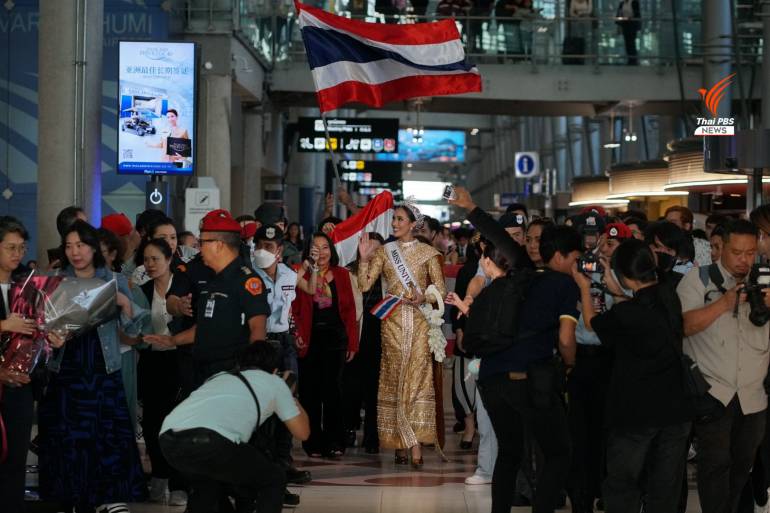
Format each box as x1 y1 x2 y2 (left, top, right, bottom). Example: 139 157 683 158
283 490 300 507
286 467 312 485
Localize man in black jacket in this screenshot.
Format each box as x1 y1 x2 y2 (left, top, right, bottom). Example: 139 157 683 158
449 187 579 513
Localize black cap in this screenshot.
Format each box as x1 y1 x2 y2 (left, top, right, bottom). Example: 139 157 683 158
255 224 285 242
254 204 285 225
573 212 607 234
499 212 527 229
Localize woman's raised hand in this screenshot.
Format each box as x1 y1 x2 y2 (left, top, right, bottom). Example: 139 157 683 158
358 233 377 263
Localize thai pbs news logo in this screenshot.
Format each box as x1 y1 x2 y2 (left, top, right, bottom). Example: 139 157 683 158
694 73 736 136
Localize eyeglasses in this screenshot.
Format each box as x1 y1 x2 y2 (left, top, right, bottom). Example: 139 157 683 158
1 244 27 255
198 238 222 246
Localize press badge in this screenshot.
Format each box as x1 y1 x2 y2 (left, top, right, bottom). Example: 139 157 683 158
204 298 215 318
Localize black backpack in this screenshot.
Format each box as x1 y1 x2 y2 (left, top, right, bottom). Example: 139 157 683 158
463 268 535 357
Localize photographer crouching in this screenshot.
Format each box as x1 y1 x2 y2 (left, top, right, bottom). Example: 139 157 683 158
574 238 693 513
159 342 310 513
677 219 770 513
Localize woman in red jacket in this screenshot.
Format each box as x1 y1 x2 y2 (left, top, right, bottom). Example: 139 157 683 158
293 232 358 458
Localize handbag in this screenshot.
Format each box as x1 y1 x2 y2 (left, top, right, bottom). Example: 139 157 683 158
679 353 710 399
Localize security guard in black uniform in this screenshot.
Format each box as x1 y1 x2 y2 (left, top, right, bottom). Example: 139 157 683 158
194 209 269 384
146 209 269 387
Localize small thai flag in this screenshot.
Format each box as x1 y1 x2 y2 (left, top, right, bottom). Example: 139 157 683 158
370 294 403 321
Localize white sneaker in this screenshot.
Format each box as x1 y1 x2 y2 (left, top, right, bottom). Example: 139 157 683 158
148 477 168 503
465 473 492 485
96 504 130 513
169 490 188 507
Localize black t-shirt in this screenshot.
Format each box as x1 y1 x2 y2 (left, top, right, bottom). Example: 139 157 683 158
591 284 693 429
311 280 347 351
479 269 579 380
193 258 270 363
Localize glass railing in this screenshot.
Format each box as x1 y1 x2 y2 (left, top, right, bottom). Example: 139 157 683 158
180 1 763 70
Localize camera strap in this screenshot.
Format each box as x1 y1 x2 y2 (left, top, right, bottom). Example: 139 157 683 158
701 263 727 303
228 371 261 432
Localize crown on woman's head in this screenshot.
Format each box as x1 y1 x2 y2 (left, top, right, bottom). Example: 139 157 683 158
400 196 424 228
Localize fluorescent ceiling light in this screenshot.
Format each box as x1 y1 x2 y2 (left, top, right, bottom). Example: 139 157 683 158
606 191 689 199
603 142 621 149
568 199 629 207
664 178 753 189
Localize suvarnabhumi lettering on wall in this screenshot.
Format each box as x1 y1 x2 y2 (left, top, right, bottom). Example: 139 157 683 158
117 41 198 175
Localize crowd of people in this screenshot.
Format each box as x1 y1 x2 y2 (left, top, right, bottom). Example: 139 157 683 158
1 186 770 513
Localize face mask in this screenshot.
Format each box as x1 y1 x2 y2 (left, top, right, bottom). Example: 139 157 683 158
655 252 675 272
673 260 694 275
252 249 276 269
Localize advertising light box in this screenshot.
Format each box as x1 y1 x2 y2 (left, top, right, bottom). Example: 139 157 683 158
117 41 198 175
297 117 399 154
376 129 466 162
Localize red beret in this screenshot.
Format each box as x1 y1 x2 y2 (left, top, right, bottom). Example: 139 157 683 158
604 222 633 240
101 213 133 237
240 222 258 240
200 209 241 233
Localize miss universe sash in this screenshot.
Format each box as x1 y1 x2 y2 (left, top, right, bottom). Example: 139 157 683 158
384 241 422 294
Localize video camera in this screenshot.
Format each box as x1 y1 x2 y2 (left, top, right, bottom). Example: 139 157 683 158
744 264 770 327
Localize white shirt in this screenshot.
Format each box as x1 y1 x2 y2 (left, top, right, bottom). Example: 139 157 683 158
256 264 297 334
0 283 10 316
150 276 175 351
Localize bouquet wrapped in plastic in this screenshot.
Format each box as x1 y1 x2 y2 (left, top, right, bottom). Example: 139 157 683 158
0 273 118 374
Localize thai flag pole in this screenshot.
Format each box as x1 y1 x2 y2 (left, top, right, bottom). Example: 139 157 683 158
321 114 343 211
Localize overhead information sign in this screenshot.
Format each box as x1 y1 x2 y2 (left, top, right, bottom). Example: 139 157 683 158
297 117 399 154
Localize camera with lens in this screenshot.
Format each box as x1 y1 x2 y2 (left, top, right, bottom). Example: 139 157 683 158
744 264 770 327
578 252 604 274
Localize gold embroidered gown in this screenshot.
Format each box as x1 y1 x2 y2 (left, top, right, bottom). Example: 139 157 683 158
357 240 447 449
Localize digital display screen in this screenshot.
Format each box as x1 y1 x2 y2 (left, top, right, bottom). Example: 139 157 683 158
117 41 197 175
375 129 466 162
326 160 403 201
297 117 399 154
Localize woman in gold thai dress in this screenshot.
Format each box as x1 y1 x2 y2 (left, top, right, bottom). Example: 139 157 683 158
357 203 447 467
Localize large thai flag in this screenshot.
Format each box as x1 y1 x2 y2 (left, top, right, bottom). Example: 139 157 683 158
330 190 393 266
295 1 482 112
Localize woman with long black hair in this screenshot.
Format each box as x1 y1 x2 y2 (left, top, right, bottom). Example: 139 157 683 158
134 238 187 506
573 238 693 513
38 220 146 513
293 232 360 458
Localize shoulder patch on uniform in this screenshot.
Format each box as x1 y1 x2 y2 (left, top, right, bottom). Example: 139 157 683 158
245 277 263 296
241 266 252 275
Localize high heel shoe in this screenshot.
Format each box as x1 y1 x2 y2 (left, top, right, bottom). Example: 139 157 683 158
459 440 473 450
394 450 409 465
